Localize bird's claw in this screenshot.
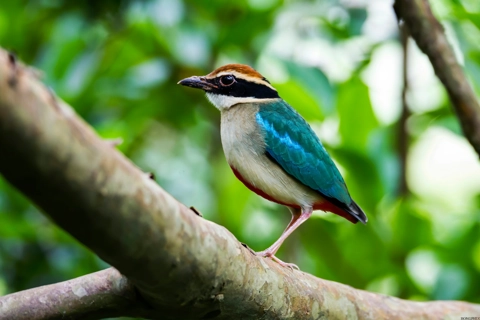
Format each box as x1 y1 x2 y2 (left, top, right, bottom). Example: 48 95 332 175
256 250 299 270
269 255 299 270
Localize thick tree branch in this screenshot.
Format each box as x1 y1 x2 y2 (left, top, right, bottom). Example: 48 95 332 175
394 0 480 157
0 268 153 320
0 48 479 319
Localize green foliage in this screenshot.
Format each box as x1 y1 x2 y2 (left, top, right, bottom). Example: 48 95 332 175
1 0 479 308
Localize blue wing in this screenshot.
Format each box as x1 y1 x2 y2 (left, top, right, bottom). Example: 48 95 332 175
256 100 352 206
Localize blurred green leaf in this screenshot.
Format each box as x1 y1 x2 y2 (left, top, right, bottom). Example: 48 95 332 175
273 80 324 121
432 264 470 300
283 61 336 116
337 76 379 151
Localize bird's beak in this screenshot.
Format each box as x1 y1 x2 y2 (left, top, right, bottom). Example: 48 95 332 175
177 76 217 91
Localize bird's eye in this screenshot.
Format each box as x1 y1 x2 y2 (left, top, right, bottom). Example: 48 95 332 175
219 75 235 86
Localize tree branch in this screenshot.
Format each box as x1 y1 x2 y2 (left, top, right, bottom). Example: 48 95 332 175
0 268 153 320
394 0 480 157
398 23 411 196
0 48 479 319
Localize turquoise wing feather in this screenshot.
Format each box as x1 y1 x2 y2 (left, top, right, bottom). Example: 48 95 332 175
256 100 352 206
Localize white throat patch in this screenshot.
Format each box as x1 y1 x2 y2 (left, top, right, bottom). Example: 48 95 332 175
206 93 276 110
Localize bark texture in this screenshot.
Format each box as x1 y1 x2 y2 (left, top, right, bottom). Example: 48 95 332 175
0 268 153 320
0 39 479 320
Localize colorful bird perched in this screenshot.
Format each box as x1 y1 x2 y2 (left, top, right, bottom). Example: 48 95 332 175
179 64 367 268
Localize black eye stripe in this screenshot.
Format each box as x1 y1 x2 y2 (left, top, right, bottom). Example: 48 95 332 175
209 77 279 99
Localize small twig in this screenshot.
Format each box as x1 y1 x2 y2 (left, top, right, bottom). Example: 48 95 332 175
190 206 203 217
7 51 18 88
241 242 256 256
7 51 16 65
398 23 411 196
145 172 155 180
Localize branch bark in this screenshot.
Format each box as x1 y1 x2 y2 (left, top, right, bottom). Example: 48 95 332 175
0 48 479 319
0 268 153 320
394 0 480 157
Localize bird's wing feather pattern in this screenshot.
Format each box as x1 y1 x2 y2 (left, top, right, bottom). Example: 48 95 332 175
256 100 352 206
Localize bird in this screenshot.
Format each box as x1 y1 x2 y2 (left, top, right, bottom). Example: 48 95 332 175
178 64 367 268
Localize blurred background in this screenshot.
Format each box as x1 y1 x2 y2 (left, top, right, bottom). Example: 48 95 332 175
0 0 479 308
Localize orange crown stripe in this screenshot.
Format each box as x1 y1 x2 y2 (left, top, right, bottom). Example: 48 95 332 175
206 64 276 91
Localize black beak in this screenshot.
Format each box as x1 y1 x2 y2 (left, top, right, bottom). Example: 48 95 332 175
177 76 217 91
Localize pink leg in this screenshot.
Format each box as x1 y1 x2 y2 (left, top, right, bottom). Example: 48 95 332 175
257 206 313 269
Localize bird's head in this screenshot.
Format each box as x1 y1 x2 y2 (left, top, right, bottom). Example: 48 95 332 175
178 64 279 110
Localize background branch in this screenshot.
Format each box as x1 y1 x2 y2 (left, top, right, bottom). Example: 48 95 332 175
394 0 480 157
0 268 152 320
398 23 411 196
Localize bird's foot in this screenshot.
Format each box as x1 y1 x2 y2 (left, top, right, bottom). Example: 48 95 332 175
270 255 300 270
256 250 299 270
